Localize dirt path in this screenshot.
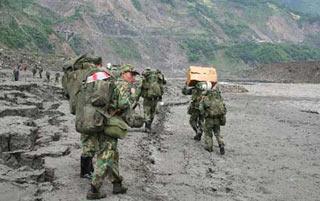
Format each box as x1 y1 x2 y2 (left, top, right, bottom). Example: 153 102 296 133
1 71 320 201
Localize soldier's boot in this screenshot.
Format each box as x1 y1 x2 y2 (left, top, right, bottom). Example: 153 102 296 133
80 156 94 179
194 128 202 141
112 182 128 194
145 121 152 133
219 144 225 155
87 184 106 200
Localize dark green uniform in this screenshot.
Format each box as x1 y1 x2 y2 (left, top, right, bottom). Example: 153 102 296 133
87 64 139 200
199 87 226 154
182 85 205 140
141 69 166 133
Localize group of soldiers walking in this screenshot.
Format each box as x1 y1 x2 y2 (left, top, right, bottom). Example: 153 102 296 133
12 61 60 83
61 54 226 199
183 81 227 154
61 54 166 199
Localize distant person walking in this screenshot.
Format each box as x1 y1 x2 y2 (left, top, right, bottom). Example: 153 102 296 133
38 65 43 79
13 63 21 81
32 67 37 78
55 72 60 83
46 71 51 82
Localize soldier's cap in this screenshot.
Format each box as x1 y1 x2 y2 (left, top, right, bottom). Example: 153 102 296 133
92 57 102 65
120 64 139 75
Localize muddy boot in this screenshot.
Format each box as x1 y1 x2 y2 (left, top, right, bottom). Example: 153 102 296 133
80 156 94 179
87 184 106 200
219 144 225 155
112 182 127 194
193 130 202 141
145 121 151 133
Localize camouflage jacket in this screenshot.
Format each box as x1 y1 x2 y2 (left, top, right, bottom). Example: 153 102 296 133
182 86 204 109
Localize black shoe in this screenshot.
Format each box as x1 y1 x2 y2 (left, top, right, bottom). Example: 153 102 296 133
81 156 94 179
145 122 152 133
219 145 225 155
112 182 128 194
87 184 106 200
193 134 201 141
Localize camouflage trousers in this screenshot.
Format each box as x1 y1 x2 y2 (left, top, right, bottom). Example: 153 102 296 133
143 98 159 123
91 134 122 189
189 108 204 135
203 118 224 149
80 133 97 158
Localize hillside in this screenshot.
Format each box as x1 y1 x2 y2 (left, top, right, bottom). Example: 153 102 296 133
1 0 320 77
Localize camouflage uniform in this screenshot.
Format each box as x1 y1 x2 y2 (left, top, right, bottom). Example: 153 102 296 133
199 88 226 154
182 85 205 140
88 65 138 199
141 69 166 132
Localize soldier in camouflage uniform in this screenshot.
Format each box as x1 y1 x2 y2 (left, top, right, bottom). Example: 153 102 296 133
79 58 104 179
141 68 166 133
199 83 226 155
182 82 205 141
87 64 139 200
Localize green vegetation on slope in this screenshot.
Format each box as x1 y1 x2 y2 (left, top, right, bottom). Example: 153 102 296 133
180 38 320 65
106 38 141 60
0 0 57 53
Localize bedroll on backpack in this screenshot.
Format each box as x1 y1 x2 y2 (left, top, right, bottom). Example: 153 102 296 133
75 69 113 134
142 71 163 99
66 69 90 115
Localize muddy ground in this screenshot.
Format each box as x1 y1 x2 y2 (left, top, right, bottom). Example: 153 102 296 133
0 69 319 201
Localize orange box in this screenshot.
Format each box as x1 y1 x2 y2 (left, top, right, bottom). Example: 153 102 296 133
186 66 217 86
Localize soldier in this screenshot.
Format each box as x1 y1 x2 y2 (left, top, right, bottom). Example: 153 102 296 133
32 67 37 78
46 71 51 82
141 68 166 133
13 64 20 81
199 82 226 154
87 64 139 200
55 72 60 83
182 82 205 141
38 65 43 79
79 57 104 179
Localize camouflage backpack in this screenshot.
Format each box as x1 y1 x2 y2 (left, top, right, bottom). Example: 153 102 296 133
141 70 164 99
201 90 226 118
75 68 113 134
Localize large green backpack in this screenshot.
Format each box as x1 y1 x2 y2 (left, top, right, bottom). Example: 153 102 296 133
142 70 163 99
203 91 226 118
62 54 100 115
75 68 113 134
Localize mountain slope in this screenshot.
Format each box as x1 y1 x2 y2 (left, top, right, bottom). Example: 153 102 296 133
2 0 320 76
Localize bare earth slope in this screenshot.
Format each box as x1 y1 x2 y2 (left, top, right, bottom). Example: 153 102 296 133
0 69 319 201
247 61 320 83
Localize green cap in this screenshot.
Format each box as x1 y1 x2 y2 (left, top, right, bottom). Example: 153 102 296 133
120 64 139 75
92 57 102 65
